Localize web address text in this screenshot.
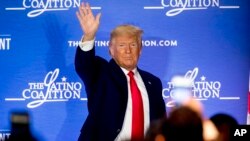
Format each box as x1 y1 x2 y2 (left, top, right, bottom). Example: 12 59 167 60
68 40 178 47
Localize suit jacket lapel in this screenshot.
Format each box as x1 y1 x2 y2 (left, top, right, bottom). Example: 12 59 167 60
138 68 156 121
108 59 128 103
138 68 152 95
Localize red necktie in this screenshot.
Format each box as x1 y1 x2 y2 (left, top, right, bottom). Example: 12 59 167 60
128 71 144 140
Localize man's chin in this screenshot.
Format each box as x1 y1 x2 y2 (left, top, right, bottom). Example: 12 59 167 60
122 64 136 70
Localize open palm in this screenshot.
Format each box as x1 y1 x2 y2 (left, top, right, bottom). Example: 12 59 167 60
76 2 101 41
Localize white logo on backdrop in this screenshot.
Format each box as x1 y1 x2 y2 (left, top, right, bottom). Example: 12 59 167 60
144 0 240 16
5 68 86 108
162 67 240 107
5 0 101 18
0 130 10 141
0 35 11 51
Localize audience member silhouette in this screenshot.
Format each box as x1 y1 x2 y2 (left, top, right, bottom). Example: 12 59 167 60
210 113 238 141
145 106 204 141
7 111 38 141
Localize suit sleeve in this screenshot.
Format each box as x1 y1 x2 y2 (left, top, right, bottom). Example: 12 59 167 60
74 46 107 107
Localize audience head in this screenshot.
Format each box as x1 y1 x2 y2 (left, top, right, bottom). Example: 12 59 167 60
145 106 204 141
165 106 204 141
179 98 219 141
210 113 238 141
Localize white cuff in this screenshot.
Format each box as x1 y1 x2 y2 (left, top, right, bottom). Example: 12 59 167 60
79 37 95 52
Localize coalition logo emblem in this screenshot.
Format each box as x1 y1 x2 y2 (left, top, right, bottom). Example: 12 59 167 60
5 68 86 108
144 0 240 16
162 67 240 107
5 0 101 18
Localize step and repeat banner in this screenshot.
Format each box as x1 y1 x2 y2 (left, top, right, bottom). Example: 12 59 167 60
0 0 249 141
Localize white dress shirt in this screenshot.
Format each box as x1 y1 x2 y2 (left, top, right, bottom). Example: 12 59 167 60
115 68 150 141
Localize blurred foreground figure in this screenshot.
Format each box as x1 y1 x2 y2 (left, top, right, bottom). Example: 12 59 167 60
145 106 204 141
7 111 38 141
171 76 219 141
210 113 238 141
182 98 219 141
163 106 204 141
145 76 219 141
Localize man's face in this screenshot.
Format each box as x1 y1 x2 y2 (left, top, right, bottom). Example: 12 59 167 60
109 35 142 71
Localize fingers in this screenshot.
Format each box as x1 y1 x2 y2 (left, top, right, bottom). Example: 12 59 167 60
75 2 101 37
77 2 86 19
76 2 101 21
77 2 96 20
76 6 83 21
85 3 91 16
95 13 101 23
76 2 87 19
76 11 83 25
82 2 88 16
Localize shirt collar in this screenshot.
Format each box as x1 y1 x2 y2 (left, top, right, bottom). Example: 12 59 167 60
120 67 138 76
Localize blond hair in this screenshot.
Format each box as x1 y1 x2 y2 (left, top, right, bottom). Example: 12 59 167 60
110 24 143 45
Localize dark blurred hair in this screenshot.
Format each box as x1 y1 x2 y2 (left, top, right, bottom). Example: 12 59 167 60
210 113 238 141
145 106 203 141
163 106 204 141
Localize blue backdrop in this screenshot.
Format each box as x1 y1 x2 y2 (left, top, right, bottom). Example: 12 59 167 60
0 0 249 141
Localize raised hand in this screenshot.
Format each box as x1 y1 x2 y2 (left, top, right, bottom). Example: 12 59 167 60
76 2 101 41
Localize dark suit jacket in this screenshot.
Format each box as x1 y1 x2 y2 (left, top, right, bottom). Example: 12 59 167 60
75 47 166 141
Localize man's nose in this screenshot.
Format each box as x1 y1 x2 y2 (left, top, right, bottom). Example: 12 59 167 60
125 45 132 53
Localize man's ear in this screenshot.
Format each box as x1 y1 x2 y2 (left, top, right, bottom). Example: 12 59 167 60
109 46 114 57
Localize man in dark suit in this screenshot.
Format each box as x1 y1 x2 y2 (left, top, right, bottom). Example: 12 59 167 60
75 2 166 141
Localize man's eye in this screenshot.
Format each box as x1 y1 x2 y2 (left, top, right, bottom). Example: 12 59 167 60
131 43 137 47
119 44 125 47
